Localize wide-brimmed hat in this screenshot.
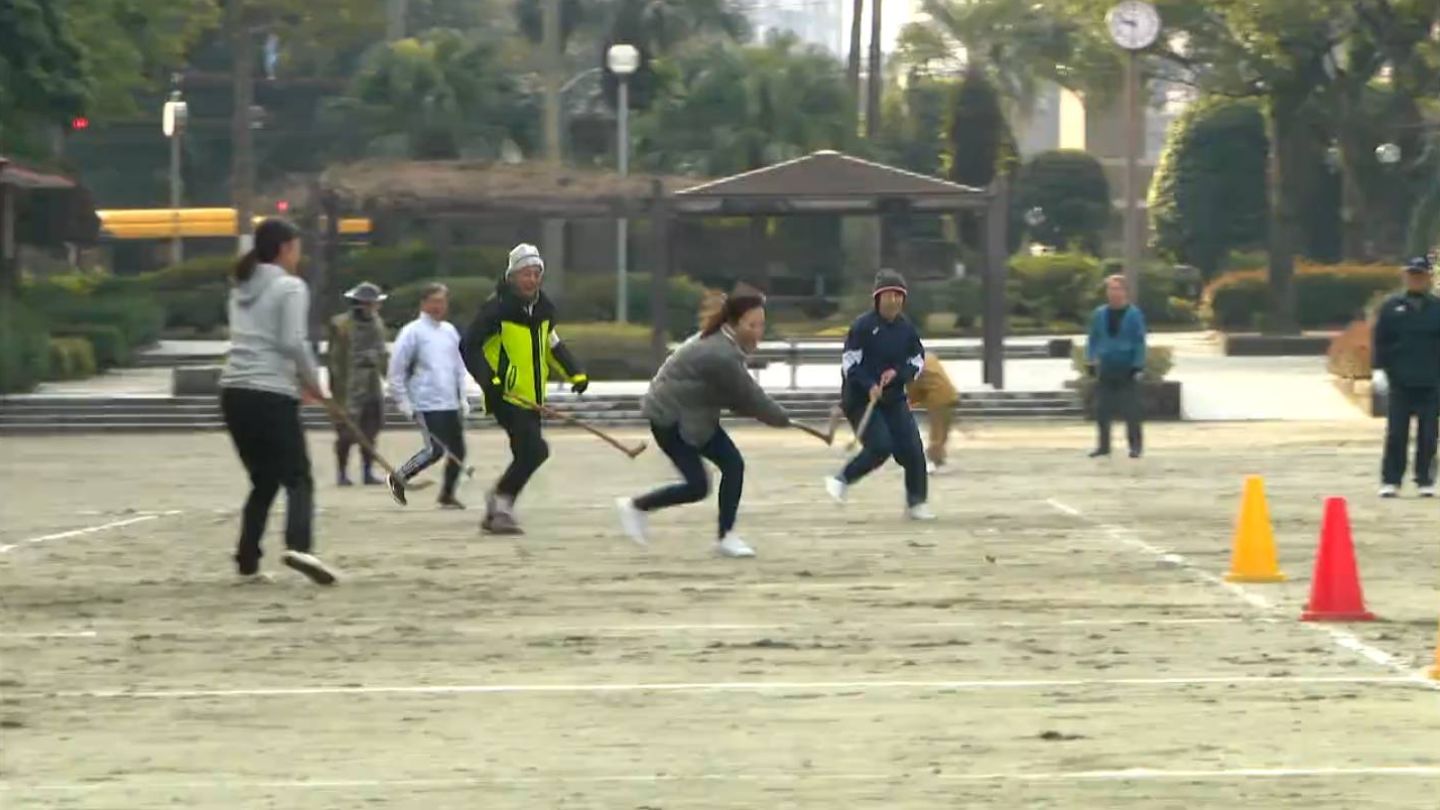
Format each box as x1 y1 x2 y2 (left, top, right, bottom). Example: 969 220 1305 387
344 282 387 303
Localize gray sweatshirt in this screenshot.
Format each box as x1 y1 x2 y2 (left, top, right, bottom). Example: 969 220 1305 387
219 263 321 399
641 327 790 446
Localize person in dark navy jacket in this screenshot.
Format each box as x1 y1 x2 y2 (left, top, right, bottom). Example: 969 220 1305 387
825 269 934 520
1372 256 1440 498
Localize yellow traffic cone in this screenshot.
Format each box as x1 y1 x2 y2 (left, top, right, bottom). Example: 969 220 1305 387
1224 475 1287 583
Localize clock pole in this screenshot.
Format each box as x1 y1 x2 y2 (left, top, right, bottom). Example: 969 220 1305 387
1123 47 1141 300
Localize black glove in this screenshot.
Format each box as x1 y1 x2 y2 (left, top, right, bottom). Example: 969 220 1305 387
571 374 590 395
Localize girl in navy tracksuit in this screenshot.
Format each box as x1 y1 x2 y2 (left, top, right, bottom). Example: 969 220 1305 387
825 269 934 520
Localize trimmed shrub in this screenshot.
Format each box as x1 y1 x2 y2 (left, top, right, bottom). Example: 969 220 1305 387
55 324 131 369
1070 344 1175 382
382 277 494 331
557 273 707 332
1013 150 1111 254
137 255 233 291
1202 263 1398 330
547 322 658 380
1008 252 1105 325
47 337 98 380
0 298 52 393
153 285 229 334
1326 318 1372 379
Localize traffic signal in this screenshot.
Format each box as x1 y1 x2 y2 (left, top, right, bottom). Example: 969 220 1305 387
69 116 90 131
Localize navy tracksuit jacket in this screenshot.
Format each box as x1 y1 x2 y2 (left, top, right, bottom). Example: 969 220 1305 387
839 311 928 504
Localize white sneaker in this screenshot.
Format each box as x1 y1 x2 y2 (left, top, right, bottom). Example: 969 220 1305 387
825 476 848 503
1421 486 1437 498
1379 484 1399 498
907 503 937 521
926 460 953 476
282 550 340 586
715 533 756 558
616 497 649 546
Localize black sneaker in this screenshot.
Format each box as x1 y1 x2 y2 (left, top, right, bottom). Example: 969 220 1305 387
386 472 408 506
282 550 340 586
438 496 466 510
337 471 353 487
1088 449 1110 458
1129 449 1142 459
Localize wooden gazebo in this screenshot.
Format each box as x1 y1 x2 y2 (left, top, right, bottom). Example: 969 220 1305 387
663 151 1010 388
0 157 98 294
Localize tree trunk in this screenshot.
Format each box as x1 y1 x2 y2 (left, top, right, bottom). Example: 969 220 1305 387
1337 82 1368 261
847 0 863 123
1264 91 1303 335
228 0 255 246
865 0 882 138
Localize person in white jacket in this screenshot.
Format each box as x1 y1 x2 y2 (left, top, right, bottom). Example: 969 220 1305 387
386 283 471 509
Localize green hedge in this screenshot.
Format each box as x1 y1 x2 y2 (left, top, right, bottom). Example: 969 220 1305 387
47 337 98 380
0 298 52 393
547 322 658 380
1202 263 1399 330
1008 253 1105 325
558 273 708 331
54 324 131 369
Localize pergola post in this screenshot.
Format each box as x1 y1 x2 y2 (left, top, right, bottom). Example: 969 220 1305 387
981 176 1010 390
0 180 14 297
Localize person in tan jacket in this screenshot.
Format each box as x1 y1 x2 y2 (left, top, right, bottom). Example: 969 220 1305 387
327 282 389 486
906 352 960 475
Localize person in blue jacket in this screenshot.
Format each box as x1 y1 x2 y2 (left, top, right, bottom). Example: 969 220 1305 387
825 269 934 520
1085 274 1147 458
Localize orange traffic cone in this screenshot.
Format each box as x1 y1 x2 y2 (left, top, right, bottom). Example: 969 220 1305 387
1428 620 1440 680
1301 497 1375 622
1224 475 1287 583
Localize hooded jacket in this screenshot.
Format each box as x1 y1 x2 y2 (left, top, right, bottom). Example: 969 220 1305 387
642 327 791 446
462 278 585 411
219 263 321 399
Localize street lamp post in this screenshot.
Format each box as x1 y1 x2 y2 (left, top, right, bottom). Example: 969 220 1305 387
607 44 640 324
162 89 189 267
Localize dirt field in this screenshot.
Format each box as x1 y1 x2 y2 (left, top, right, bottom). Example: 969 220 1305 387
4 420 1440 809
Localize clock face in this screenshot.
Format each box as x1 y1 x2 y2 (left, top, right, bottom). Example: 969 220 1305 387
1107 1 1160 50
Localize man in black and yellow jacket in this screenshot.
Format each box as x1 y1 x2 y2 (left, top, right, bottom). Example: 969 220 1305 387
462 243 588 534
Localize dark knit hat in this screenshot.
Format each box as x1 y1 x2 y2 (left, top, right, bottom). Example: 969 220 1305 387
1405 255 1433 274
873 268 908 300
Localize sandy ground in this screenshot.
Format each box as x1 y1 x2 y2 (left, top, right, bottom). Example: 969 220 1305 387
3 420 1440 809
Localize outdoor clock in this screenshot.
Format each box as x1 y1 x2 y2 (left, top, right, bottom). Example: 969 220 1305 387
1106 1 1160 50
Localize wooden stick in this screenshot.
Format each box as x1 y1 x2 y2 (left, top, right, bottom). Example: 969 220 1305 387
319 396 401 478
503 393 647 459
846 393 881 452
792 405 843 445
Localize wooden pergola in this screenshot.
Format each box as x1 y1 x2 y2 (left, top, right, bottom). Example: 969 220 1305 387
308 152 1012 387
660 151 1011 388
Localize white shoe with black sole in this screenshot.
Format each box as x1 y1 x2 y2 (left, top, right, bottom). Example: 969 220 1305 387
1379 484 1399 498
283 550 340 585
1421 486 1437 498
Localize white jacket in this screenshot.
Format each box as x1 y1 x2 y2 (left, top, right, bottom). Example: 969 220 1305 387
387 314 469 415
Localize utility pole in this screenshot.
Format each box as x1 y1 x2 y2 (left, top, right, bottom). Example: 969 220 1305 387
541 0 566 293
865 0 882 138
386 0 407 42
847 0 863 117
228 0 256 252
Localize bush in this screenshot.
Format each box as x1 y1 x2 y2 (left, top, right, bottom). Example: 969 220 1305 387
47 337 98 380
548 322 658 380
382 277 493 331
1098 260 1203 326
153 285 229 334
1148 97 1268 279
0 298 52 393
1202 262 1398 330
55 324 131 369
1008 252 1105 325
557 273 707 332
1070 344 1175 382
137 255 233 291
1327 318 1372 379
1013 150 1111 254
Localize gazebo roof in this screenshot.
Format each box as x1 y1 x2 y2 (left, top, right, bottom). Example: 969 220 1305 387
314 160 700 218
672 150 991 215
0 156 78 190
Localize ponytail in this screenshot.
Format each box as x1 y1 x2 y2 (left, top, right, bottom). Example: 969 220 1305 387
233 249 259 283
233 218 301 283
700 284 766 337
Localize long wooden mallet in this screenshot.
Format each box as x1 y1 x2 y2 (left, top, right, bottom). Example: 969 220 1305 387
793 405 843 445
317 396 427 488
503 393 647 459
846 391 883 452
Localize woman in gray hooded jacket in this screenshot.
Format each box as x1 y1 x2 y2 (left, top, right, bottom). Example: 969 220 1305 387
615 287 791 558
218 218 339 585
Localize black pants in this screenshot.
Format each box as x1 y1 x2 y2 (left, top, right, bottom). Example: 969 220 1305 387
220 387 314 573
399 410 467 498
635 422 744 538
1096 372 1143 454
493 400 549 499
335 398 384 474
1382 384 1439 486
841 397 928 506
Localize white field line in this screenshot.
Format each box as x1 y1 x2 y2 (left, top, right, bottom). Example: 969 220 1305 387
8 765 1440 793
0 616 1269 643
1043 497 1438 687
0 511 182 555
26 674 1422 701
